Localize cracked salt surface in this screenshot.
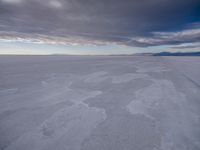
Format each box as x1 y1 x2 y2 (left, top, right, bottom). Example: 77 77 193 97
0 56 200 150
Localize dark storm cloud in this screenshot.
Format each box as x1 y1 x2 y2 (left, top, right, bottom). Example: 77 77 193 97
0 0 200 47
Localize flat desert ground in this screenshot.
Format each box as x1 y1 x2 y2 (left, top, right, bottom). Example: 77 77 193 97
0 56 200 150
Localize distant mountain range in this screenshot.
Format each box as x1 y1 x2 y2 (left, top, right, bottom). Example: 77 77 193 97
50 52 200 56
152 52 200 56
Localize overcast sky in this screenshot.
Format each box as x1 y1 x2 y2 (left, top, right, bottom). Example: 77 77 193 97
0 0 200 54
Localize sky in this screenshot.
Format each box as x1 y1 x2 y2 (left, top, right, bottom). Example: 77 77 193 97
0 0 200 55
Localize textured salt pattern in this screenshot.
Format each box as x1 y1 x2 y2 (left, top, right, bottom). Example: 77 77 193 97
0 56 200 150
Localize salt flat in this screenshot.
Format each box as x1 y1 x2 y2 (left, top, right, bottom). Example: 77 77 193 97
0 56 200 150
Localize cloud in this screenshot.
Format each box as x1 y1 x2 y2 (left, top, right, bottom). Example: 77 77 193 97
170 43 200 49
49 0 62 9
127 28 200 47
0 0 200 48
1 0 22 4
0 31 112 46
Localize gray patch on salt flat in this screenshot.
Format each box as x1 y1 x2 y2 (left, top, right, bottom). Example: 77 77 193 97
84 71 108 83
38 87 102 106
136 66 170 73
127 79 200 150
5 104 106 150
112 73 149 84
66 90 102 105
0 88 18 95
81 113 160 150
39 73 102 106
41 73 73 89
